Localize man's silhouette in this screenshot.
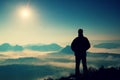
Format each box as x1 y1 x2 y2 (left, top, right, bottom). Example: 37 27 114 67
71 29 90 79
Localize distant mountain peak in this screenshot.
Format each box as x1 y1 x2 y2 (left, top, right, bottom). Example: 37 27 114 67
60 45 73 54
94 43 120 49
25 43 62 51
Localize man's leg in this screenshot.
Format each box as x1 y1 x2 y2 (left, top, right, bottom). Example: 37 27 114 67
75 56 81 79
82 53 88 75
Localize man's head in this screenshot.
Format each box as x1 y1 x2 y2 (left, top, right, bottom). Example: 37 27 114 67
78 29 83 34
78 29 83 37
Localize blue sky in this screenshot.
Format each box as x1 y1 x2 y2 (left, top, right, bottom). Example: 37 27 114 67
0 0 120 45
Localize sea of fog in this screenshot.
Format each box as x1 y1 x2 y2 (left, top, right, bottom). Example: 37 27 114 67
0 40 120 80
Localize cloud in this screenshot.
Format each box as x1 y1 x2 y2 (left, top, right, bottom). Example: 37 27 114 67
1 52 120 68
0 43 23 52
0 52 120 80
0 57 45 65
48 62 74 69
93 43 120 49
87 53 120 68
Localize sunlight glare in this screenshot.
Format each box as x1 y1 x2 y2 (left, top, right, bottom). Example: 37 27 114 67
21 8 30 18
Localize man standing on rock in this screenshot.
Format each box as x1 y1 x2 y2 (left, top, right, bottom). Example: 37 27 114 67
71 29 90 79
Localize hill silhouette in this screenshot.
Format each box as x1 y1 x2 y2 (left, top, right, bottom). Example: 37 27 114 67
94 43 120 49
60 45 73 54
0 43 62 52
0 43 23 52
45 67 120 80
26 43 62 51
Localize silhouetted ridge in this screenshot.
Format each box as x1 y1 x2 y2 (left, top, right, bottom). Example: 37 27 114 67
94 43 120 49
26 43 62 51
45 67 120 80
0 43 23 52
60 45 73 54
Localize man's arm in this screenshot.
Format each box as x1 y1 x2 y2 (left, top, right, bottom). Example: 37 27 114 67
71 38 77 52
85 37 91 50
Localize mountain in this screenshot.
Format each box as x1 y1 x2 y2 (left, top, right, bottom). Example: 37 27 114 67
25 43 62 51
59 45 73 54
94 43 120 49
0 43 24 52
0 43 62 52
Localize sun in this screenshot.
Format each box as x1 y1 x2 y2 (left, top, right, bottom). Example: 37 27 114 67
21 8 30 18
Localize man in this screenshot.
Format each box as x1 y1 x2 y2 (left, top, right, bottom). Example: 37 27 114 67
71 29 90 79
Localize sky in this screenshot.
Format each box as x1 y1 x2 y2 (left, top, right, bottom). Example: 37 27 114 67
0 0 120 45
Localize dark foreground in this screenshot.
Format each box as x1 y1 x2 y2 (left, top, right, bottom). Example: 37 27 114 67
45 67 120 80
